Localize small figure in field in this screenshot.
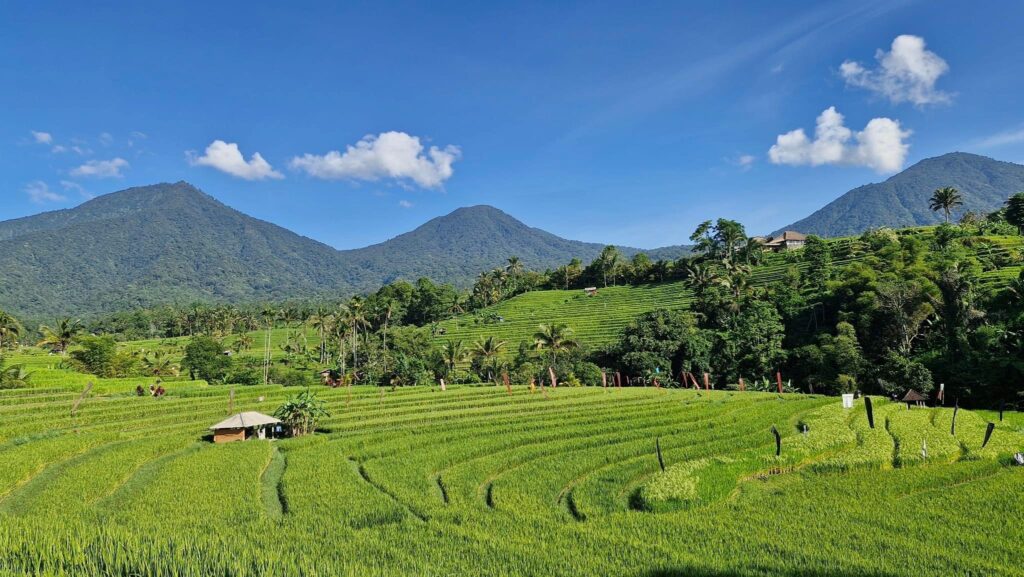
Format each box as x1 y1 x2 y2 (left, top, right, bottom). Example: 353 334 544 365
135 385 145 397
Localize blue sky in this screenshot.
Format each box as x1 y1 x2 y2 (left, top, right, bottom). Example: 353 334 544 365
3 0 1023 249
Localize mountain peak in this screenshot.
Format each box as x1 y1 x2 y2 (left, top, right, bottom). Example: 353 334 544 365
778 153 1024 237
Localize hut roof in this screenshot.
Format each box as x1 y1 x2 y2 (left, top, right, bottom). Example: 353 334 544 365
901 389 927 402
209 411 281 431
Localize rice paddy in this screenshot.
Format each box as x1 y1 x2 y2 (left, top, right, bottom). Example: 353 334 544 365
1 383 1022 576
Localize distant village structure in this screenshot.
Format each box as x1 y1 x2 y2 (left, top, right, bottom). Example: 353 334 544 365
753 230 807 252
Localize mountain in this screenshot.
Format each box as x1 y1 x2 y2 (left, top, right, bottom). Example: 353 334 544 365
0 182 689 319
779 153 1024 237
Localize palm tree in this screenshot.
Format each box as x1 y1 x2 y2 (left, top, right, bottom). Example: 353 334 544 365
142 351 179 377
684 263 717 296
440 340 466 379
533 323 578 367
340 298 370 372
307 307 335 364
472 336 506 382
929 187 964 223
0 310 22 351
36 318 82 355
231 332 254 352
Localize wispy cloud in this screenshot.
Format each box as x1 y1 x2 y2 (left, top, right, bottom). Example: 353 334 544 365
70 157 130 178
290 131 461 189
768 106 910 173
30 130 53 145
187 140 283 180
25 180 66 203
60 180 93 199
971 126 1024 149
735 154 756 171
399 200 414 208
840 35 951 106
98 132 114 146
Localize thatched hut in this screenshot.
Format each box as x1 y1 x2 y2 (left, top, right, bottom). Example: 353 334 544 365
209 411 281 443
901 389 927 408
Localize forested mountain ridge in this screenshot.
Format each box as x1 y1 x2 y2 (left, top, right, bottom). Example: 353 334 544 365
0 182 688 319
779 153 1024 237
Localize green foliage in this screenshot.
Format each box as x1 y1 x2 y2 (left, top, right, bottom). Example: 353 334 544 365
273 388 329 436
69 335 140 378
181 336 230 383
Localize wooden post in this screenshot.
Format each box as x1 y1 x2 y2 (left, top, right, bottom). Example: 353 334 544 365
656 437 665 472
71 382 93 418
440 378 447 392
503 372 512 395
864 396 875 429
528 377 535 393
228 387 235 415
738 377 745 392
548 367 558 389
703 372 710 391
615 372 622 388
770 425 781 457
951 399 959 435
775 371 783 394
982 422 995 448
602 371 607 388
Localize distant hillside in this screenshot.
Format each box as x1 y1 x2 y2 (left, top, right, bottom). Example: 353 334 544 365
779 153 1024 237
0 183 689 319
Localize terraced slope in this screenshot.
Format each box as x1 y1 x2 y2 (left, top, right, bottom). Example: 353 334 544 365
436 232 1024 354
0 385 1022 576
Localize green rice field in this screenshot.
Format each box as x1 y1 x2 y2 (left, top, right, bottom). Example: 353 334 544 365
1 383 1022 576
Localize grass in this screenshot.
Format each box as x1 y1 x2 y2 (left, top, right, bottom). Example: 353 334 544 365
0 382 1022 576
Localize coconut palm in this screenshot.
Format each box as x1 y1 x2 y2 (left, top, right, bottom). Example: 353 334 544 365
231 332 254 352
0 310 22 351
307 307 335 364
533 323 578 367
340 298 370 371
440 340 466 379
472 336 506 382
929 187 963 223
36 318 82 355
142 350 179 377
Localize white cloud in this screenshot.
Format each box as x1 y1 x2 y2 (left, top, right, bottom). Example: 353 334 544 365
51 145 67 153
187 140 283 181
769 106 911 173
24 181 66 203
840 35 950 106
31 131 53 145
290 131 461 188
399 200 414 208
736 154 756 170
60 180 92 199
70 157 130 178
99 132 114 146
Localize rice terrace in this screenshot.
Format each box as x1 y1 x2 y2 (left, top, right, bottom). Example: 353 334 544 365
3 2 1024 576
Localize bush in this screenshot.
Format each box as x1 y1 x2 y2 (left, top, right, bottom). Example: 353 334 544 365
573 362 603 386
268 365 317 388
225 358 264 386
181 337 231 383
69 335 140 378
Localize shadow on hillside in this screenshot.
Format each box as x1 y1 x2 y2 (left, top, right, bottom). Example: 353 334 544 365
645 568 900 577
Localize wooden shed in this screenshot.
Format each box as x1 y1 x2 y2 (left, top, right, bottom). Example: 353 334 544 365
901 389 927 408
209 411 282 443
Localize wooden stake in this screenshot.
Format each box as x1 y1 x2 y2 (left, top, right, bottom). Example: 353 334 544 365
548 367 558 389
951 399 959 436
602 371 607 388
738 377 745 392
703 372 710 391
503 372 512 395
775 371 783 394
770 425 781 457
71 382 93 418
864 396 875 429
656 437 665 472
982 422 995 448
615 372 622 388
228 387 235 415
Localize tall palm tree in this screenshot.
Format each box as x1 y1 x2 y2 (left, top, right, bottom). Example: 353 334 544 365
340 298 370 372
307 307 335 364
0 310 22 351
929 187 964 223
36 318 82 355
472 336 506 382
142 350 179 377
533 323 578 367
